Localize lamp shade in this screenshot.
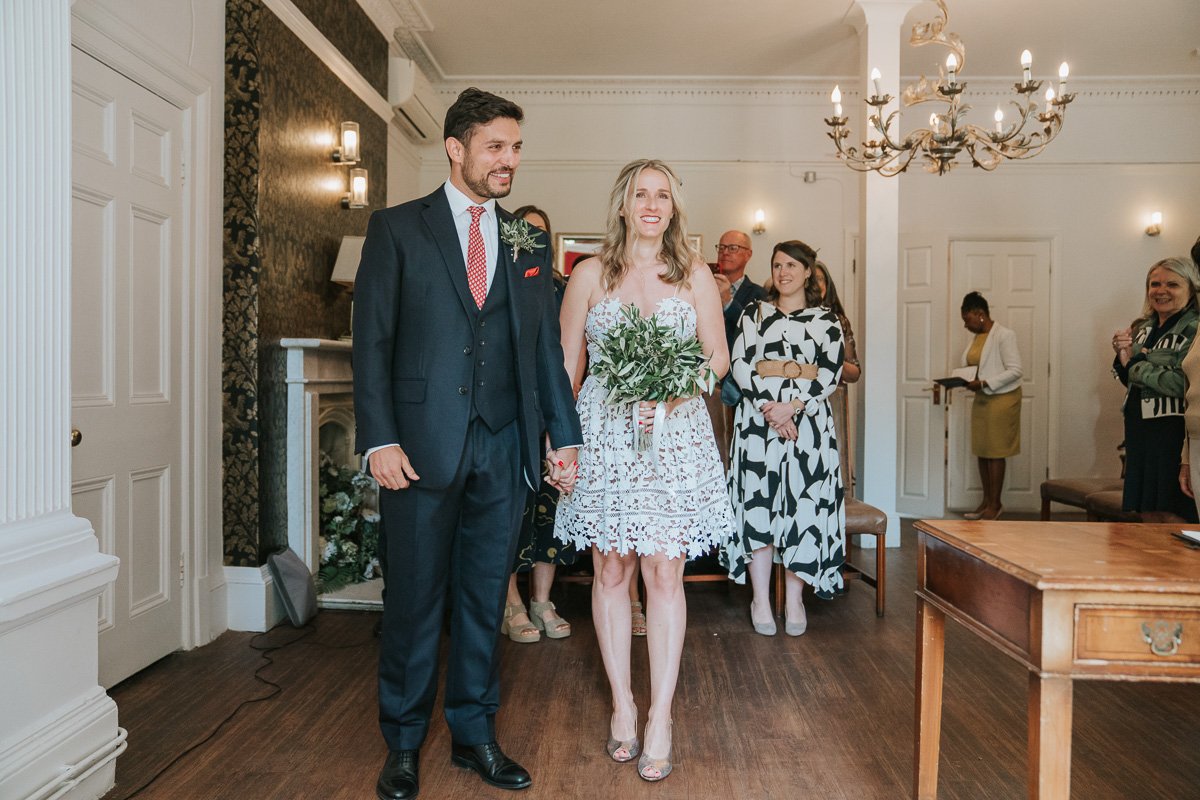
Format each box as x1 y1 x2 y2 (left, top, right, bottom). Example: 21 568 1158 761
331 235 365 287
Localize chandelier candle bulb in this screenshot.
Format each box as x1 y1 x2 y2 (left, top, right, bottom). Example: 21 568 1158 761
831 85 842 117
1058 62 1069 94
823 0 1073 176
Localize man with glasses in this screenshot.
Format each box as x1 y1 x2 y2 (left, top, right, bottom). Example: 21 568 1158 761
714 230 767 404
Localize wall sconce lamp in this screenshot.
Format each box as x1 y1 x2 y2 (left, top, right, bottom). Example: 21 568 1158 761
333 121 360 164
1145 211 1163 237
752 209 766 235
342 168 368 209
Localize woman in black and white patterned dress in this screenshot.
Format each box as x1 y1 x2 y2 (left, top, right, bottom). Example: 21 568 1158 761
721 240 846 636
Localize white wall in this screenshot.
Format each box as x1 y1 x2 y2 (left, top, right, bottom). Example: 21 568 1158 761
900 81 1200 477
406 77 1200 491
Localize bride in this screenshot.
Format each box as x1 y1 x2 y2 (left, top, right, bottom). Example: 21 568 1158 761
555 159 735 782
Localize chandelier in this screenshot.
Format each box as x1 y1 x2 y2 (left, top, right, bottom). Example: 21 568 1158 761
824 0 1074 176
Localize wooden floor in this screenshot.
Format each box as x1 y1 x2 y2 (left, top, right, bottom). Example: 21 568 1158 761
104 521 1199 800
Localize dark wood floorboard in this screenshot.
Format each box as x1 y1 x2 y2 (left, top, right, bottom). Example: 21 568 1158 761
104 521 1200 799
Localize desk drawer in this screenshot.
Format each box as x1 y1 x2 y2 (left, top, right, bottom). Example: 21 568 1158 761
1076 606 1200 663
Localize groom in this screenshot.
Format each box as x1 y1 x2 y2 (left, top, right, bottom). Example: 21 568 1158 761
352 87 582 800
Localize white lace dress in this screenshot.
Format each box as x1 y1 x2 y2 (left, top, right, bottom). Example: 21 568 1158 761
554 296 736 559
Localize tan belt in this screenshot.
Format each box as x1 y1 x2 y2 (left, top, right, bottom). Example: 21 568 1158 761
754 359 818 380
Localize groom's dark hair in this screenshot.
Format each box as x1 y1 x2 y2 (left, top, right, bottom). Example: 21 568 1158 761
443 87 524 145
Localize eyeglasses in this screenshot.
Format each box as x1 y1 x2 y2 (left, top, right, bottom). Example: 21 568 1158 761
715 244 749 254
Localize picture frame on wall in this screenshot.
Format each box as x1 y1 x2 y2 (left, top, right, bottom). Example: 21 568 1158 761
554 233 704 276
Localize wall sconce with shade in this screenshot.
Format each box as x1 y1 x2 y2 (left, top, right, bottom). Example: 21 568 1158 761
342 168 368 209
752 209 766 235
1145 211 1163 237
333 121 360 164
331 235 366 339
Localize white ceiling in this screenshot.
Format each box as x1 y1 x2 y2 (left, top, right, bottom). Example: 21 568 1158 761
394 0 1200 81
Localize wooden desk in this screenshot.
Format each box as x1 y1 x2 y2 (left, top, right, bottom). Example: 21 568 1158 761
913 521 1200 799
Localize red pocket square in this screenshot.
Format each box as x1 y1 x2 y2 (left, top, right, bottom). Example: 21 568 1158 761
523 266 540 278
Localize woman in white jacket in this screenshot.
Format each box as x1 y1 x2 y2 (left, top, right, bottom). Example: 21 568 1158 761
959 292 1023 519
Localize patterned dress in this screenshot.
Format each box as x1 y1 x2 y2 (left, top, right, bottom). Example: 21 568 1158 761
554 296 736 559
721 302 846 598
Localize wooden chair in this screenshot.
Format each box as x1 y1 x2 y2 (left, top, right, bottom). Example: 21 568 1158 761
772 386 887 617
1039 444 1124 520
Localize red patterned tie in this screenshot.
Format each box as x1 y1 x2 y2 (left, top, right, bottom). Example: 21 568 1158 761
466 205 487 309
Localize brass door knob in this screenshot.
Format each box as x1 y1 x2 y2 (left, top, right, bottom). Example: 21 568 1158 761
71 428 82 447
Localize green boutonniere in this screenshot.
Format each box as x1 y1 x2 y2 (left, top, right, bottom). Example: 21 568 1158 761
500 218 545 260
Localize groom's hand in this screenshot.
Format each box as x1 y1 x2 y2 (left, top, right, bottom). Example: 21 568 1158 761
546 447 578 493
369 445 420 490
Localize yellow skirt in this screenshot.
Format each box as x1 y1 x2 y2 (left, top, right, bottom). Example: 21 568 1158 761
971 387 1021 459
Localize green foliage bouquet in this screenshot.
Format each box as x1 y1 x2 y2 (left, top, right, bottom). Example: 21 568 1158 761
317 453 380 593
589 304 717 450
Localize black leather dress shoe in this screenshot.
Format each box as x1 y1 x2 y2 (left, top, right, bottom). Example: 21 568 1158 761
376 749 419 800
450 741 532 790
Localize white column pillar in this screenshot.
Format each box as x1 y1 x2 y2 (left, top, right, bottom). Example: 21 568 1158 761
854 1 919 544
0 1 122 798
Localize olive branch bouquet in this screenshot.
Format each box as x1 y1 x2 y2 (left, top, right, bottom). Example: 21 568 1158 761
589 304 717 450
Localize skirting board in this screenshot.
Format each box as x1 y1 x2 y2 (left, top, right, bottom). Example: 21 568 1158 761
0 688 122 800
223 565 287 632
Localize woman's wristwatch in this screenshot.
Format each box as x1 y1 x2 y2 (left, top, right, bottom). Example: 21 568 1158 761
789 398 804 417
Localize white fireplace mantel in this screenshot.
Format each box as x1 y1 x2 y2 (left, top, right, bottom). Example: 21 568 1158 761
279 338 355 572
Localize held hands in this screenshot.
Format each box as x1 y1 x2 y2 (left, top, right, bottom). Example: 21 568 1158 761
368 445 420 490
546 447 578 494
761 401 799 441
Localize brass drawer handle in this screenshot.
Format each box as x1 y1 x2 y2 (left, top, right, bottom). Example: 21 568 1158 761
71 428 82 447
1141 621 1183 657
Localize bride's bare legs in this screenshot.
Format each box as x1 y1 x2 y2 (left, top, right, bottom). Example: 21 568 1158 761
592 546 639 749
748 545 775 625
641 551 686 767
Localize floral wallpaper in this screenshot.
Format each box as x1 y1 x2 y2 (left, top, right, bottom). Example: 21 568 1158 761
223 0 386 566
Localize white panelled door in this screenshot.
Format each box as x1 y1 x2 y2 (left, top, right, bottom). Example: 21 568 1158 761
71 48 186 687
896 234 950 517
946 240 1051 513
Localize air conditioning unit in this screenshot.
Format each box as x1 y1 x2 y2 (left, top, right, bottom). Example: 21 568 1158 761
388 57 445 143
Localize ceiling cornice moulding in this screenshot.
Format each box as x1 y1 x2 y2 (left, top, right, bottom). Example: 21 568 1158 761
435 75 1200 107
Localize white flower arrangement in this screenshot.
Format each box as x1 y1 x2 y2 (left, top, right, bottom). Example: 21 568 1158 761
317 453 381 592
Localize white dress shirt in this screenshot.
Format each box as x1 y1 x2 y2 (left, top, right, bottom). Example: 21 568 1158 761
443 179 498 291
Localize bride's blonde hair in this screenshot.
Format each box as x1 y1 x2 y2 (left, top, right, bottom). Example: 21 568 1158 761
598 159 699 292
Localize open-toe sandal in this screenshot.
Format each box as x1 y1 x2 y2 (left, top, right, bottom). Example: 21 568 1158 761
501 603 540 643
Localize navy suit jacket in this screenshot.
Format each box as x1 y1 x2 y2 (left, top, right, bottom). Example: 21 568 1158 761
352 187 581 490
724 276 768 348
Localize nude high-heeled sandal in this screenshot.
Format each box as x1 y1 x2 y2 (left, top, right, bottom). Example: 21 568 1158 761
630 601 647 637
529 600 571 639
501 603 540 643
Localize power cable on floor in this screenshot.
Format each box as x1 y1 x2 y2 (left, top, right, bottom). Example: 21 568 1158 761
119 616 375 799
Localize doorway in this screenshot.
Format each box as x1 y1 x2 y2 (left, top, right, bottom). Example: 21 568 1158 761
70 47 187 687
896 237 1052 517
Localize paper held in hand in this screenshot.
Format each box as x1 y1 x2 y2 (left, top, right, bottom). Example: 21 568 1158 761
934 366 978 389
